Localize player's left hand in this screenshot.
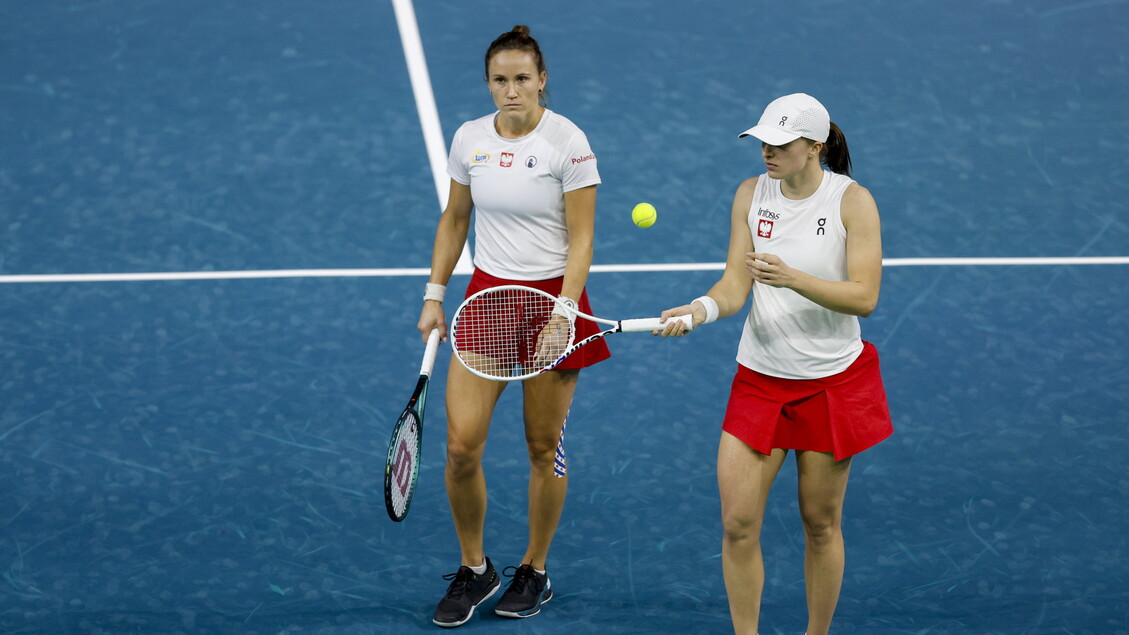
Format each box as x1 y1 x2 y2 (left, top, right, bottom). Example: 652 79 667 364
534 314 572 364
747 252 797 289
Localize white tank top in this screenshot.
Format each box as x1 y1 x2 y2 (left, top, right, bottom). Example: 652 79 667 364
447 110 601 280
736 171 864 379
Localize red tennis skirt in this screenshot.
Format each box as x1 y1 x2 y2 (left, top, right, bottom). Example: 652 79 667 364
722 342 893 460
463 269 611 371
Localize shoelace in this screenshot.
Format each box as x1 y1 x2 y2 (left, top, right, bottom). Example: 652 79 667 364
441 567 474 598
501 564 541 594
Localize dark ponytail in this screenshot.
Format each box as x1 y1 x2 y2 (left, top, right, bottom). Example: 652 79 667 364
820 122 852 177
484 25 550 107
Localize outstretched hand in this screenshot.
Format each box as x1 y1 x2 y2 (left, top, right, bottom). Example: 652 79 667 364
654 302 705 338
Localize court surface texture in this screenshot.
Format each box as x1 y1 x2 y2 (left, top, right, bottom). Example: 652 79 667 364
2 1 1127 633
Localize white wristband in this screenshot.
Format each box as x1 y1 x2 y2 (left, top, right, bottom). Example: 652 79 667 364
552 296 578 323
423 283 447 303
693 295 719 325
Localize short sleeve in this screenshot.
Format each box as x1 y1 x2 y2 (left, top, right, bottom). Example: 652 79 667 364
559 130 601 192
446 124 470 185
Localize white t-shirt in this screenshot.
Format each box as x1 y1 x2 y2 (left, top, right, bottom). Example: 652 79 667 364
447 109 601 280
736 171 864 379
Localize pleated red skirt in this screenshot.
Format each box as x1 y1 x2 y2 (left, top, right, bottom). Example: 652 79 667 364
722 341 893 460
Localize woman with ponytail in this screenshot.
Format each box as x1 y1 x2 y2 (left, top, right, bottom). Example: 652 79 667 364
657 93 892 635
419 25 607 628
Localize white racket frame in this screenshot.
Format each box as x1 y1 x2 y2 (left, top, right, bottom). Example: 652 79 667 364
450 285 693 382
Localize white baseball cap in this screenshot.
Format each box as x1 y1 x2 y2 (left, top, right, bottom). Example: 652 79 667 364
738 93 830 145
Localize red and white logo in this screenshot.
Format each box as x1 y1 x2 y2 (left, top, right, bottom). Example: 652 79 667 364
758 219 774 238
500 152 514 168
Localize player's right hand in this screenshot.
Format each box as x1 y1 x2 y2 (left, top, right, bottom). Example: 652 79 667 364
656 305 698 337
418 301 447 342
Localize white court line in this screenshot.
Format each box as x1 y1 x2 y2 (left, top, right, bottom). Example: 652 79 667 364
881 256 1129 267
0 257 1126 284
390 0 473 274
0 269 432 283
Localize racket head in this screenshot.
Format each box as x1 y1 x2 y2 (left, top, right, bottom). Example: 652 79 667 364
450 285 576 381
384 399 423 522
383 332 440 523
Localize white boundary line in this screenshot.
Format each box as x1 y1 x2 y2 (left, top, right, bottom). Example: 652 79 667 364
882 256 1129 267
390 0 473 274
0 257 1126 284
0 269 432 283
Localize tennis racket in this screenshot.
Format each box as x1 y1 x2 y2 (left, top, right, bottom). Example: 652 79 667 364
384 328 441 522
450 285 693 382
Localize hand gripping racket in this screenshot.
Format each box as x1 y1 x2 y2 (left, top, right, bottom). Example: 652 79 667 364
450 285 693 382
384 328 441 522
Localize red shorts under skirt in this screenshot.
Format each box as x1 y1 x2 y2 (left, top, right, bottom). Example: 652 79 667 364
722 341 893 460
463 269 611 371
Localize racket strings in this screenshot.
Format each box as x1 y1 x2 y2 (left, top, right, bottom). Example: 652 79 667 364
452 288 574 379
388 413 420 518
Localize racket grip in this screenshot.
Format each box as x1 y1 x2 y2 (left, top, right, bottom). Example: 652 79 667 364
619 314 694 333
420 328 441 375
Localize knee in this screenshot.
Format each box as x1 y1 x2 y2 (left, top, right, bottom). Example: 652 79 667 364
721 510 762 547
800 512 841 548
524 437 558 471
445 438 483 479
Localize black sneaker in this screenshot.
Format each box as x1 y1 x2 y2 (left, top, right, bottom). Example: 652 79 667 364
432 558 501 628
493 563 553 619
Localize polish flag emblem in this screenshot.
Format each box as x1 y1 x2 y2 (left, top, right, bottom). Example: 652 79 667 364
758 219 774 238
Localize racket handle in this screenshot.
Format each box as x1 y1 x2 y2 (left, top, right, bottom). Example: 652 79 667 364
420 328 441 375
619 314 694 333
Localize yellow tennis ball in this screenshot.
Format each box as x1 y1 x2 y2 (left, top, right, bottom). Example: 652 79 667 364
632 202 657 228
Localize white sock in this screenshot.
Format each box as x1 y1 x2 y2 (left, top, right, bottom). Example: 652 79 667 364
469 560 487 574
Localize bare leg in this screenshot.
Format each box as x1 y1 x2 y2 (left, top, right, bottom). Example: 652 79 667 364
717 433 787 635
517 369 578 570
795 450 852 635
444 357 507 566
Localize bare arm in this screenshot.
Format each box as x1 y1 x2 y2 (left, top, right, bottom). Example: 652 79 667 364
530 184 598 361
747 182 882 317
559 185 597 302
659 178 757 335
417 180 473 340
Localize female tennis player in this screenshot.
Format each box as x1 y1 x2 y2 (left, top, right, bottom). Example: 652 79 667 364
658 93 893 635
416 25 608 628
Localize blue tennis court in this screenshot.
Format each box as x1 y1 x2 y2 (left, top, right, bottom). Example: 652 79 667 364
2 1 1127 633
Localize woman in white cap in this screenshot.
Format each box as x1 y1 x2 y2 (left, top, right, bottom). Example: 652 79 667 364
658 93 893 635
